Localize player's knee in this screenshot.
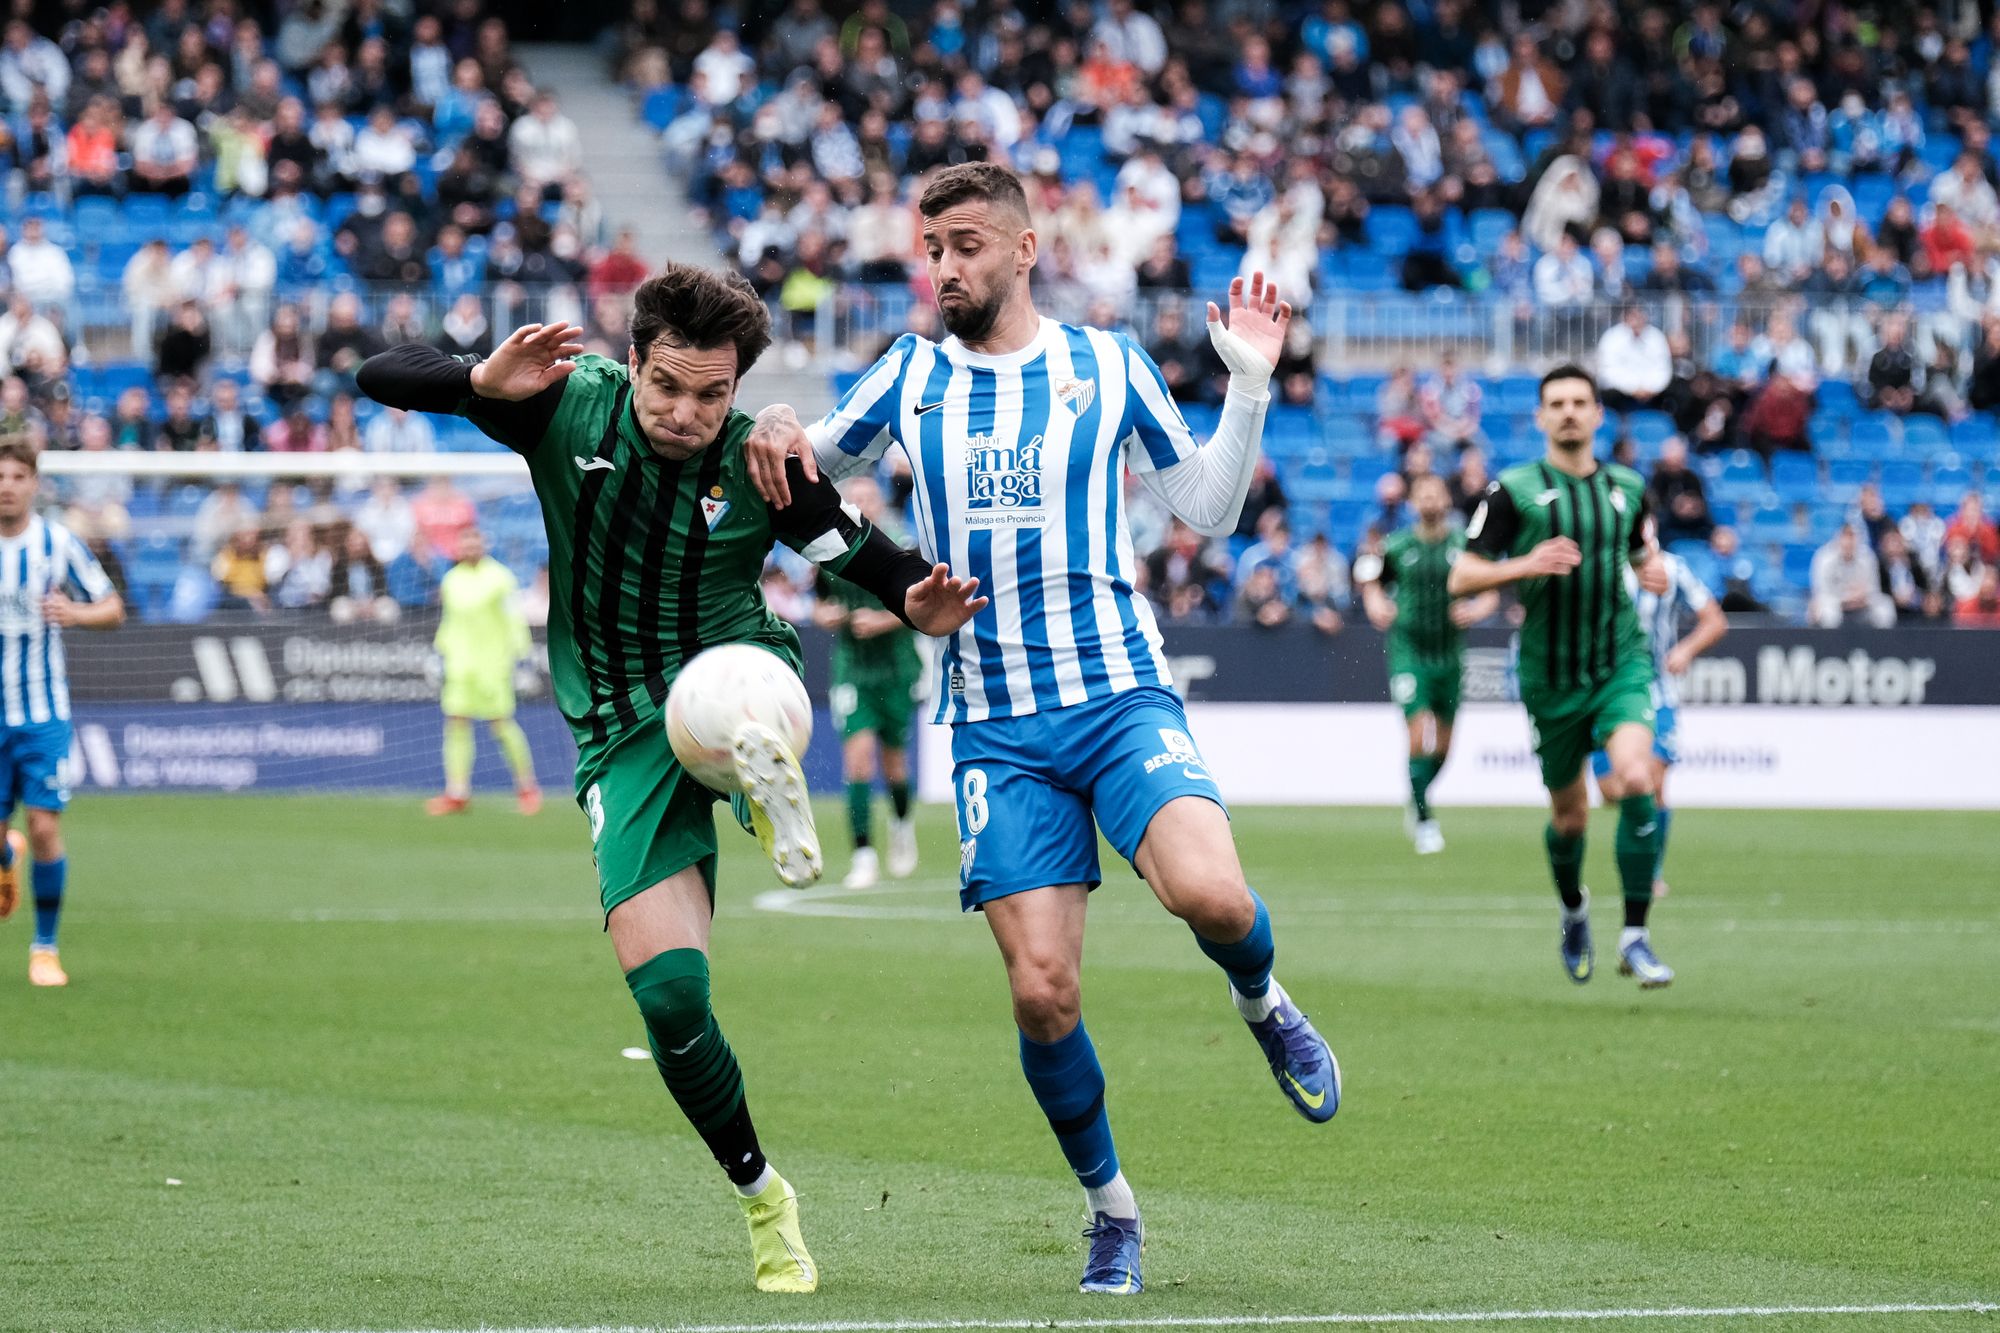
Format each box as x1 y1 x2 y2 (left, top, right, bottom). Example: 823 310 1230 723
1010 961 1080 1041
1615 762 1655 798
629 960 711 1041
1168 878 1254 940
25 810 61 861
1550 806 1589 839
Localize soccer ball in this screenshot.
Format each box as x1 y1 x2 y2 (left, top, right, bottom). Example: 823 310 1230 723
665 643 814 793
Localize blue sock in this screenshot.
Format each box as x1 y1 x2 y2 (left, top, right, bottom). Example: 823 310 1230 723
1194 887 1274 998
32 857 65 950
0 831 13 870
1018 1022 1120 1189
1655 807 1673 880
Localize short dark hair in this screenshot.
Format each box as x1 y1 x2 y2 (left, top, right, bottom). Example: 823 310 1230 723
1539 363 1599 403
0 439 36 472
918 162 1030 224
629 261 773 377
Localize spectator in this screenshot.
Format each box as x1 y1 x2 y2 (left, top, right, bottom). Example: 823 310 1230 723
1142 519 1228 623
435 293 493 359
217 226 278 359
324 394 364 453
209 379 262 453
366 405 437 453
251 304 316 408
1532 230 1594 311
1235 457 1289 543
1234 564 1293 628
0 376 45 445
1235 510 1299 601
1865 312 1920 414
212 526 271 613
1752 311 1818 387
1854 483 1898 551
1761 197 1822 283
129 101 199 195
1145 303 1221 406
411 475 476 564
266 518 333 610
1809 525 1894 628
1955 565 2000 626
588 228 650 300
1375 366 1425 450
509 92 582 192
329 526 399 624
1647 438 1712 544
154 300 213 384
1944 493 2000 565
1921 202 1977 277
353 106 418 180
1293 533 1349 635
110 386 151 450
1596 304 1673 413
123 239 177 354
1740 373 1814 459
153 383 211 451
1418 352 1482 451
7 216 72 312
1708 526 1767 613
1877 529 1940 622
1522 155 1597 253
316 293 386 395
265 407 327 452
0 20 69 115
1902 500 1948 579
1927 152 2000 238
0 295 63 374
357 477 417 564
1449 446 1488 521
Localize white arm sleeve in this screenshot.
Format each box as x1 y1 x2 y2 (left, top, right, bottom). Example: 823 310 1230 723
799 335 913 482
1135 381 1270 537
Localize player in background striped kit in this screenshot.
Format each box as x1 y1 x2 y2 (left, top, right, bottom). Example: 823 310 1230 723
745 163 1340 1297
0 442 125 987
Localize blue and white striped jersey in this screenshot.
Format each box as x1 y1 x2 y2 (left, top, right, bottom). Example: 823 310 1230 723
0 515 114 727
1625 551 1712 710
808 318 1200 724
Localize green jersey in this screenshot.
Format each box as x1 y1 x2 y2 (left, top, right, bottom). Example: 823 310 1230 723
1369 526 1466 670
1466 459 1652 696
817 524 923 691
450 355 878 753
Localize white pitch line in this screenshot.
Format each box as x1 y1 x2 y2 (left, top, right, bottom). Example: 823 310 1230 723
282 1300 1997 1333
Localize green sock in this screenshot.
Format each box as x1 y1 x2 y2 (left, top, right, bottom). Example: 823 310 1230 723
1616 794 1662 928
625 948 766 1185
1655 807 1674 881
1545 823 1585 912
441 719 473 797
845 780 874 849
1409 755 1443 820
491 718 535 789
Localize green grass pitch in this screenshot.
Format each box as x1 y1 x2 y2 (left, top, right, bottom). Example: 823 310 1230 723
1 795 1995 1333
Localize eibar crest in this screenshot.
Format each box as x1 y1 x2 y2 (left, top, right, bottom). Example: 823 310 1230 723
700 495 731 530
1054 376 1096 416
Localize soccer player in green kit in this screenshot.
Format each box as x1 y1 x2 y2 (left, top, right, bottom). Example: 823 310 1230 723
357 263 985 1295
1449 365 1677 989
1355 473 1496 855
813 475 924 890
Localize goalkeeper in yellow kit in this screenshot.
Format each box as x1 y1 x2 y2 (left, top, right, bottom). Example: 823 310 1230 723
427 525 543 816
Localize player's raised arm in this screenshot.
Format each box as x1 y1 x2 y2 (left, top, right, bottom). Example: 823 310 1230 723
1132 272 1291 537
746 336 917 508
1448 481 1581 596
356 323 584 454
768 456 986 635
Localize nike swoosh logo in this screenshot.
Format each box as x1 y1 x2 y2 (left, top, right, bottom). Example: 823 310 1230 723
1182 767 1216 783
1283 1071 1327 1110
914 400 949 416
574 456 617 472
666 1037 700 1055
1635 822 1657 837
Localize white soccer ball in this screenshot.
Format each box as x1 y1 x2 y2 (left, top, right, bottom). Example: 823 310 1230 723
664 643 814 793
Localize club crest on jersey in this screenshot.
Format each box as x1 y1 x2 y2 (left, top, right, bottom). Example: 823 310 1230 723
700 493 731 530
964 431 1043 515
1609 489 1628 513
1054 376 1096 416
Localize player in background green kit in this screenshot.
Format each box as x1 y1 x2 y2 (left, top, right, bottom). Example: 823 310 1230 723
426 525 542 817
1449 365 1677 989
357 263 985 1296
813 475 924 890
1355 473 1496 855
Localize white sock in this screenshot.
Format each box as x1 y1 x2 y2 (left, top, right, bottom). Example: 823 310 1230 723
1563 888 1591 923
1619 926 1648 952
1084 1171 1137 1220
1231 976 1287 1023
734 1163 777 1198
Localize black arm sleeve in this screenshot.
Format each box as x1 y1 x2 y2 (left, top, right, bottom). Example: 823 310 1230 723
770 457 934 629
354 343 566 456
1630 489 1655 557
1465 481 1521 559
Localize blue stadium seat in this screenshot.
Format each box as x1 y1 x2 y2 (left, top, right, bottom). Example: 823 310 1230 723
1469 208 1514 251
1321 416 1373 458
1900 415 1950 460
386 555 437 607
1878 459 1924 509
1264 409 1318 458
1816 380 1859 416
1625 410 1676 448
1713 449 1768 504
1770 453 1818 504
1493 376 1541 416
1327 500 1369 545
1810 412 1851 455
1931 462 1975 507
1289 450 1340 502
1364 205 1419 257
1949 415 2000 464
1847 414 1900 460
1745 497 1792 545
1781 543 1819 589
1825 457 1872 503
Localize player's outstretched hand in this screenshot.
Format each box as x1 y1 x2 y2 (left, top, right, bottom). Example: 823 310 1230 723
1206 272 1293 384
1523 536 1583 578
746 405 818 509
1636 551 1671 595
903 564 987 637
471 323 585 401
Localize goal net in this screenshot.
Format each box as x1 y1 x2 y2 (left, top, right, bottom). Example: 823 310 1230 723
41 448 580 799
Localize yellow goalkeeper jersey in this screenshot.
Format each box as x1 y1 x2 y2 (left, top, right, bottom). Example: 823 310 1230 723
435 557 529 671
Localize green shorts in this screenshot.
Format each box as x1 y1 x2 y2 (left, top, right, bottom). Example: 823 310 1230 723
1387 646 1462 723
1522 656 1657 792
831 675 919 745
573 717 722 920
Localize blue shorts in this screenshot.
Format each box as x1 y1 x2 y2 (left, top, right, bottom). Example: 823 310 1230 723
1590 703 1678 778
0 720 72 817
950 685 1225 911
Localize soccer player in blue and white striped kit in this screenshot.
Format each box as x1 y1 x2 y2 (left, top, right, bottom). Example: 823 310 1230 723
0 442 124 987
748 163 1339 1296
1590 548 1727 906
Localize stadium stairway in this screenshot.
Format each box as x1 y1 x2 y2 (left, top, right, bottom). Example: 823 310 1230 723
518 43 835 422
